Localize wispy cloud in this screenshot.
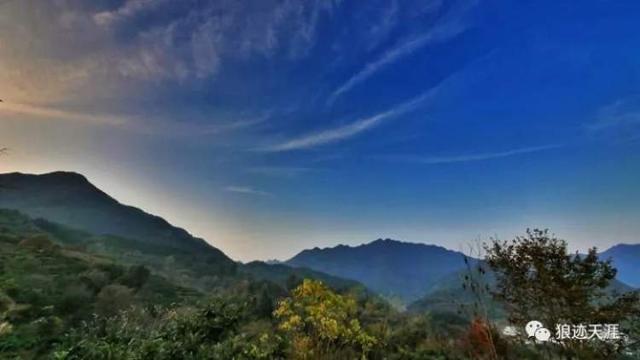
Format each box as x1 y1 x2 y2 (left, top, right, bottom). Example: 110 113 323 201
0 100 265 138
131 115 267 137
94 0 169 27
224 185 274 197
262 85 442 152
362 0 399 50
326 2 474 105
246 166 317 178
104 0 339 80
376 144 562 165
0 101 127 126
587 95 640 141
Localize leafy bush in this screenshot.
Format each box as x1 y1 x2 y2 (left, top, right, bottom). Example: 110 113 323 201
95 284 135 317
274 279 378 359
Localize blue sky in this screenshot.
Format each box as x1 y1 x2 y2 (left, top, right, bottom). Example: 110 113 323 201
1 0 639 261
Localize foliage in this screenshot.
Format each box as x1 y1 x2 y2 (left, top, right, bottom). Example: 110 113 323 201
485 228 640 358
3 207 639 359
274 279 378 359
95 284 135 317
0 209 200 358
54 299 286 360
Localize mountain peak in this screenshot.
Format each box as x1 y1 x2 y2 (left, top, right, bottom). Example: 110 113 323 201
287 238 471 303
600 244 640 288
2 171 88 182
603 243 640 252
42 171 91 184
0 171 101 194
0 171 233 264
370 238 395 244
362 238 452 253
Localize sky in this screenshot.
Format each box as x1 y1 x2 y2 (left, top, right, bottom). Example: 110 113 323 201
1 0 639 261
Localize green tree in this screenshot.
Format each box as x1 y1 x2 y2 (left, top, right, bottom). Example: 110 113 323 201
54 298 284 360
119 265 150 289
95 284 134 317
58 284 93 315
485 228 640 358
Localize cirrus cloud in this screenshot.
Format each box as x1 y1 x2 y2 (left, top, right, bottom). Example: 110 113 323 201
375 144 563 165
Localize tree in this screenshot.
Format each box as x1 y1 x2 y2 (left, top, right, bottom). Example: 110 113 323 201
485 229 640 358
58 284 93 315
119 265 150 289
53 298 285 360
95 284 134 317
274 279 377 359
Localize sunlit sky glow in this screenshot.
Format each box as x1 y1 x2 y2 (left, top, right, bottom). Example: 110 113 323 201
1 0 639 261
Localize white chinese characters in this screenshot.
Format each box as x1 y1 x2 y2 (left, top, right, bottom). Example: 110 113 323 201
555 323 621 341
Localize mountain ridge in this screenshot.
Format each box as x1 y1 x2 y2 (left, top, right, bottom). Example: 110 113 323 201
600 243 640 288
0 171 233 267
287 238 477 303
0 171 374 294
293 238 456 255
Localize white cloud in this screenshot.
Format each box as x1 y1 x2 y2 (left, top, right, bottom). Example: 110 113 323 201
588 95 640 132
0 101 127 126
246 166 316 177
0 100 265 138
326 1 474 105
132 115 267 137
0 0 339 105
111 0 338 80
224 185 273 197
94 0 169 27
366 0 400 48
377 145 562 165
263 112 387 152
262 71 453 152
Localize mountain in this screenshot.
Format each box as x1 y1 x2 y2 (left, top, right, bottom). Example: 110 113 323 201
600 244 640 288
0 172 233 269
242 260 364 292
0 172 367 294
286 238 474 303
408 249 638 319
0 208 204 358
408 262 636 321
406 268 503 319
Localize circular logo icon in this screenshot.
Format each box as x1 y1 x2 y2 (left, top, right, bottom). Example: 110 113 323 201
534 327 551 342
525 320 543 337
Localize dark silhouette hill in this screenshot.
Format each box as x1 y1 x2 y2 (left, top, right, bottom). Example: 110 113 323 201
0 171 369 291
286 238 475 303
600 244 640 288
0 171 233 267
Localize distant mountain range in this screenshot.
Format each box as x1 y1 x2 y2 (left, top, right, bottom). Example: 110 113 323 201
600 244 640 288
287 239 475 303
0 171 366 291
1 171 638 307
287 239 640 306
406 261 635 317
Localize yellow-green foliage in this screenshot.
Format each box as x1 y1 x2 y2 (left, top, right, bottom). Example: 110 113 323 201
274 279 377 359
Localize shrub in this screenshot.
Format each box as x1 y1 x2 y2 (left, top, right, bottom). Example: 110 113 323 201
95 284 134 317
